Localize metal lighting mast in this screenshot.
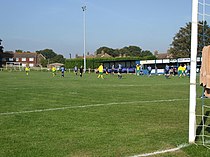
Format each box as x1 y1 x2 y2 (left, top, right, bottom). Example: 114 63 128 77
0 39 3 68
82 6 87 72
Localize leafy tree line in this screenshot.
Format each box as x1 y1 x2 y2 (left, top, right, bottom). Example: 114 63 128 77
95 46 154 57
0 39 3 53
15 50 31 53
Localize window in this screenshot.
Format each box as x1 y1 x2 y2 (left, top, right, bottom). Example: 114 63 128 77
29 58 34 61
9 58 13 61
16 58 19 61
22 58 26 61
29 63 34 67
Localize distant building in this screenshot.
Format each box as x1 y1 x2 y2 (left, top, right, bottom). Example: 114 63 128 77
14 52 46 67
95 53 112 58
0 51 14 67
155 52 173 59
0 51 46 67
47 63 64 70
76 52 112 59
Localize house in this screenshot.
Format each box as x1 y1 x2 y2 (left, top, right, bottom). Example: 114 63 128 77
75 53 112 59
0 51 14 67
0 51 46 67
96 53 112 58
14 52 45 67
155 53 173 59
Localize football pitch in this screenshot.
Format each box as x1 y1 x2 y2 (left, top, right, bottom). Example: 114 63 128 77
0 71 210 157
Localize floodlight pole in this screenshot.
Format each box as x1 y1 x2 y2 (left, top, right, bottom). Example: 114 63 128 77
82 6 87 73
189 0 198 143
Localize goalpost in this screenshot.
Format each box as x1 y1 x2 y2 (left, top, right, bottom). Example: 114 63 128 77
189 0 198 143
5 62 22 71
190 0 210 146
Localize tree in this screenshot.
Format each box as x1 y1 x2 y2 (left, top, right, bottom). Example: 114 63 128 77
169 21 210 58
95 46 115 56
141 50 153 57
0 39 3 53
112 49 120 57
36 49 65 67
119 46 142 57
15 50 23 53
154 50 158 56
51 54 65 64
95 45 153 58
36 49 57 59
40 58 48 67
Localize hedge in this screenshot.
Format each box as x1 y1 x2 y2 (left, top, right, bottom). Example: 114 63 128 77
64 56 156 69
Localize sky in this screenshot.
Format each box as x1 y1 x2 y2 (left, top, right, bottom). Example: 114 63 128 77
0 0 192 58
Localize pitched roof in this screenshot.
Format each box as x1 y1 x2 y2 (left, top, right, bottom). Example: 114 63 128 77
156 53 173 59
14 52 38 58
0 51 14 57
96 53 112 58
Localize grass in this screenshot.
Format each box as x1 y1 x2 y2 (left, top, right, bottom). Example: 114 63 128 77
0 71 210 157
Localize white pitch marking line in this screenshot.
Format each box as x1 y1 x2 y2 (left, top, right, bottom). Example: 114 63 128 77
129 143 190 157
0 98 188 116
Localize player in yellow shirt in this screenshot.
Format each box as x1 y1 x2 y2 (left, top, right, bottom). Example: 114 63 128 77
25 66 30 76
178 65 184 77
97 64 104 79
52 66 56 77
136 64 140 76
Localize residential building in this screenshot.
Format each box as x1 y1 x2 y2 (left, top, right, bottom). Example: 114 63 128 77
0 51 14 67
14 52 45 67
75 53 112 59
0 51 46 67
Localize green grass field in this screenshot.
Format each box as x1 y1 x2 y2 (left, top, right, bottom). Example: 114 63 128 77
0 71 210 157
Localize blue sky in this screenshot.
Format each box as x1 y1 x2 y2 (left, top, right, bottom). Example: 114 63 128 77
1 0 192 58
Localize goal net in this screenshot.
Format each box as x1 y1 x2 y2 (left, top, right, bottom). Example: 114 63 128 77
5 62 22 71
190 0 210 148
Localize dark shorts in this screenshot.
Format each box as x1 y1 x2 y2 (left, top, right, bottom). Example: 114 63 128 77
165 70 169 74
